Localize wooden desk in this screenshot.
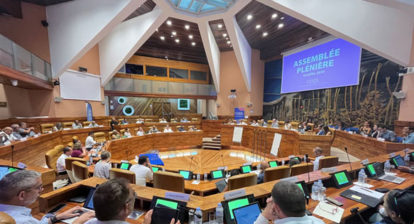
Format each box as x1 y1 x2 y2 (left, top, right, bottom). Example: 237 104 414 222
332 130 414 159
114 121 201 132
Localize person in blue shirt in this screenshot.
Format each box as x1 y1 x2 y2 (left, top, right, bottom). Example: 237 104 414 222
401 126 414 144
377 125 396 142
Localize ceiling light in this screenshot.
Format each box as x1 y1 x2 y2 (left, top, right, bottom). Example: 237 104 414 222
166 20 172 26
155 28 159 32
262 32 268 37
222 33 227 37
278 23 284 29
172 31 177 36
218 24 223 29
160 36 165 41
227 41 231 44
185 24 190 30
308 37 313 42
175 39 180 43
271 13 278 19
247 14 253 20
281 16 285 20
255 24 261 29
225 37 229 40
191 42 196 46
188 34 193 39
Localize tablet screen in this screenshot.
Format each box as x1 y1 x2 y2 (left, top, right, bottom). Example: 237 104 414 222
334 172 349 185
228 198 249 220
269 161 278 168
233 203 261 224
155 199 178 209
241 166 251 173
179 170 190 179
212 170 224 179
367 164 376 176
120 163 130 170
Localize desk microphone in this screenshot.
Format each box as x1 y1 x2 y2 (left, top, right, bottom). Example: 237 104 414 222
178 205 201 219
304 154 311 182
188 156 194 171
345 147 354 179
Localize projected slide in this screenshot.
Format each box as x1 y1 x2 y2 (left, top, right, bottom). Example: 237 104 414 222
281 38 361 93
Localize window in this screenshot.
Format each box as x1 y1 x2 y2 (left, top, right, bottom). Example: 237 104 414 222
190 71 207 81
125 64 143 75
170 68 189 79
146 66 167 77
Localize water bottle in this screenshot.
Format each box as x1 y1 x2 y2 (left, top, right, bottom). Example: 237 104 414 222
319 186 326 201
216 203 224 224
188 209 195 224
197 174 201 181
311 182 320 200
384 160 391 173
358 169 366 183
204 173 208 181
282 160 285 166
194 207 202 224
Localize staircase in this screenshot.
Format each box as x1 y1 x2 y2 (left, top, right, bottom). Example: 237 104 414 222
202 135 221 150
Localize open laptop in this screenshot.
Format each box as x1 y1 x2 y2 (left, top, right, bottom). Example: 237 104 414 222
365 162 405 184
62 188 96 223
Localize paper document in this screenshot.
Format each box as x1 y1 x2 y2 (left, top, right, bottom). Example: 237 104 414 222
313 202 344 223
349 186 384 199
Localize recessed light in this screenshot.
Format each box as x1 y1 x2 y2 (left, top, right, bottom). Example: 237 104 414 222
222 33 227 37
166 20 172 26
218 24 223 29
188 34 193 39
255 24 261 29
160 36 165 41
278 23 284 29
262 32 268 37
185 24 190 30
225 37 229 40
227 41 231 44
172 31 177 36
308 37 313 42
191 42 196 46
247 14 253 20
175 39 180 43
281 16 285 20
271 13 278 19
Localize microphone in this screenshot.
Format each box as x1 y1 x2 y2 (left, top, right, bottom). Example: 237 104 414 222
178 205 202 219
344 147 353 171
304 154 310 182
188 156 194 171
11 145 14 167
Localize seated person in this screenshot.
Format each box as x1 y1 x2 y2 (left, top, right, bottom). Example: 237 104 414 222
371 189 414 224
0 170 94 223
257 161 269 184
85 132 96 151
401 126 414 144
71 142 86 158
159 118 168 123
312 147 324 171
332 120 345 130
271 118 279 128
298 122 307 133
370 124 379 138
284 121 292 130
93 151 111 179
255 181 324 224
360 121 372 136
120 118 128 125
18 122 36 137
317 126 332 136
136 118 144 124
57 147 72 175
180 117 188 123
152 126 159 133
72 120 83 129
261 119 268 127
136 127 145 136
163 125 173 133
177 126 185 132
0 127 15 145
10 124 22 140
251 120 259 126
88 121 99 128
110 117 118 130
188 126 195 132
111 130 121 140
123 128 132 138
130 156 153 186
53 122 63 132
377 125 396 142
238 119 247 125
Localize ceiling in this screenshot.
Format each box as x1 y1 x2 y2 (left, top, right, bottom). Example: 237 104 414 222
167 0 235 15
21 0 72 6
135 17 208 64
209 19 233 51
125 0 156 21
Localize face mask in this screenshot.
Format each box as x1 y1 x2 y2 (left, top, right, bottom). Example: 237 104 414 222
379 207 388 217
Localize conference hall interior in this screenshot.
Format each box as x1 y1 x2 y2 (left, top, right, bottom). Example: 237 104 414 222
0 0 414 224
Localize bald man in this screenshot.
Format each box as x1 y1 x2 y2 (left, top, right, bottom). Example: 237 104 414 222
257 161 270 184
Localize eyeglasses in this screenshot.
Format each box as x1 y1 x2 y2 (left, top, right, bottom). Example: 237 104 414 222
320 206 339 215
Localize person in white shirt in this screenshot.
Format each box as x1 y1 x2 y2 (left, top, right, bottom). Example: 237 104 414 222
93 151 111 179
160 118 168 123
0 127 15 145
251 120 259 126
136 118 144 124
0 170 94 224
85 132 96 151
56 147 72 175
163 125 173 133
254 181 324 224
271 119 279 128
312 147 324 171
88 121 99 128
130 156 153 186
72 120 83 129
136 127 145 136
123 128 132 138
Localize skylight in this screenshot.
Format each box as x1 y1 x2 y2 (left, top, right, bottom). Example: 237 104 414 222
168 0 235 15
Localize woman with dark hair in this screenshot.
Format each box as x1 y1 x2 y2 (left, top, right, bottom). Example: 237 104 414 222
374 189 414 224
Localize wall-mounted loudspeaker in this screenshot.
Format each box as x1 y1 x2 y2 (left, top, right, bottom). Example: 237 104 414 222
78 67 87 72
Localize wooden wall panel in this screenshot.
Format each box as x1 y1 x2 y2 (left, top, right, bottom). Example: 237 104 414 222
299 135 333 156
201 120 224 137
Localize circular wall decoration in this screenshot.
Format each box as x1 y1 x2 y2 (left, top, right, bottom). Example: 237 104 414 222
118 97 127 104
122 105 134 116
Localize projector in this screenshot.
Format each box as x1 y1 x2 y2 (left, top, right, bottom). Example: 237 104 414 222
392 91 406 99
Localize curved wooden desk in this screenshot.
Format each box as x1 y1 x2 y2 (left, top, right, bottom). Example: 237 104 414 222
114 121 201 132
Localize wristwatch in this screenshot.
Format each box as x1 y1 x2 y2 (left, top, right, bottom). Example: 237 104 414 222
45 214 59 224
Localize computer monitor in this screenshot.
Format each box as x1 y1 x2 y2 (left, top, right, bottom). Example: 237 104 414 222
233 202 261 224
83 188 96 210
152 167 160 172
178 170 193 180
150 196 187 224
331 170 352 188
411 152 414 162
0 166 20 181
222 194 255 224
210 170 225 180
119 162 131 170
295 181 310 198
390 155 405 168
240 165 252 174
268 161 278 168
365 163 377 177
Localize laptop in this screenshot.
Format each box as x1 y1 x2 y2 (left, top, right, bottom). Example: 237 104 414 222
0 166 21 181
62 188 96 223
233 202 261 224
221 194 255 224
365 162 405 184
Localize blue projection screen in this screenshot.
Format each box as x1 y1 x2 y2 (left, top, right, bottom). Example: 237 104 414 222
281 38 361 94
